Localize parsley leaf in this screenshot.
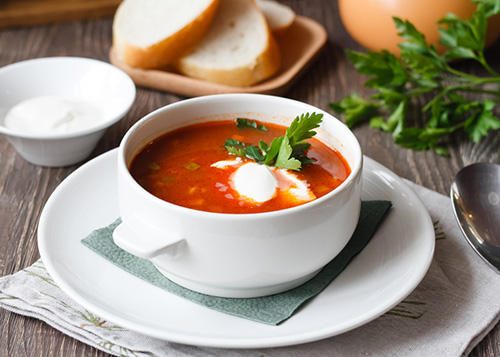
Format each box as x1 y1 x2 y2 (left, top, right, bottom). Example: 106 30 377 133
224 138 246 157
329 0 500 155
263 136 283 165
224 138 244 147
236 118 268 131
243 145 265 163
330 93 381 127
464 100 500 142
224 113 323 171
286 112 323 144
275 136 302 171
224 138 265 162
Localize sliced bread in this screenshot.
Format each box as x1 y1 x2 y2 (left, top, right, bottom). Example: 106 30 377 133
257 0 296 36
113 0 220 69
175 0 281 87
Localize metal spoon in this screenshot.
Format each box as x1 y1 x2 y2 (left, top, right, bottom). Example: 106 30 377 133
450 163 500 272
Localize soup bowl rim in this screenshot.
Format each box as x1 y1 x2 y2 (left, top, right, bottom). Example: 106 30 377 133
117 93 363 219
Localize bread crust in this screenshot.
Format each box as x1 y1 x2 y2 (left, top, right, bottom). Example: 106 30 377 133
113 0 220 69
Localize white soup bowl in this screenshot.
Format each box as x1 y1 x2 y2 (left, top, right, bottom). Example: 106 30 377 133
114 94 363 298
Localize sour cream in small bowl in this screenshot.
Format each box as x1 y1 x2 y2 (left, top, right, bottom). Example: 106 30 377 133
0 57 136 167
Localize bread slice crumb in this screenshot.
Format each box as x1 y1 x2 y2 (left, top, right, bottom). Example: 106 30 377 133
257 0 296 36
175 0 281 87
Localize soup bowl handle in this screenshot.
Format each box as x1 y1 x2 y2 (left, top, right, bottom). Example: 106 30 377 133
113 218 185 259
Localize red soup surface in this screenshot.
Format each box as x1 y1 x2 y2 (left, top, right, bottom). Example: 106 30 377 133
129 120 351 214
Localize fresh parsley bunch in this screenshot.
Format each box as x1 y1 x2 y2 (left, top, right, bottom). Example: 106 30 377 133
330 0 500 155
224 112 323 171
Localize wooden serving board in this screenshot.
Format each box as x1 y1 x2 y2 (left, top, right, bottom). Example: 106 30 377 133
109 16 328 97
0 0 121 29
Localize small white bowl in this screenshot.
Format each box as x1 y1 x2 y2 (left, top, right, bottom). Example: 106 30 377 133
0 57 136 167
114 94 363 298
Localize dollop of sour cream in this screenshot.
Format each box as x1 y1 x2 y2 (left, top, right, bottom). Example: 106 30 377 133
4 95 102 134
232 162 278 203
211 159 316 204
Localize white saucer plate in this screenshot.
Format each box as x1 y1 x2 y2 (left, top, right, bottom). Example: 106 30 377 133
38 150 435 349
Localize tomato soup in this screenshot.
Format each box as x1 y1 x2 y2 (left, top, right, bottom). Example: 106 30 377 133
129 119 351 214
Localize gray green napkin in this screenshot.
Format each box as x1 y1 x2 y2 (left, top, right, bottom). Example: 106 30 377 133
81 200 391 325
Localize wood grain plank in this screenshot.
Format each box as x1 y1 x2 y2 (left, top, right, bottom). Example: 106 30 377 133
0 0 121 29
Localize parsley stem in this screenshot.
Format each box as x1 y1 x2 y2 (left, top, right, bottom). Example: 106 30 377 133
477 52 498 77
444 66 483 81
459 88 500 98
439 69 500 89
406 87 436 98
444 58 499 82
423 78 500 113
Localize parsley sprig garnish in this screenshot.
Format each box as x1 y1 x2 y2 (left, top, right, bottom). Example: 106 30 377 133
224 112 323 171
330 0 500 155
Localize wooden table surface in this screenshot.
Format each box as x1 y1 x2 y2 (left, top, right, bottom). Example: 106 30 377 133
0 1 499 356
